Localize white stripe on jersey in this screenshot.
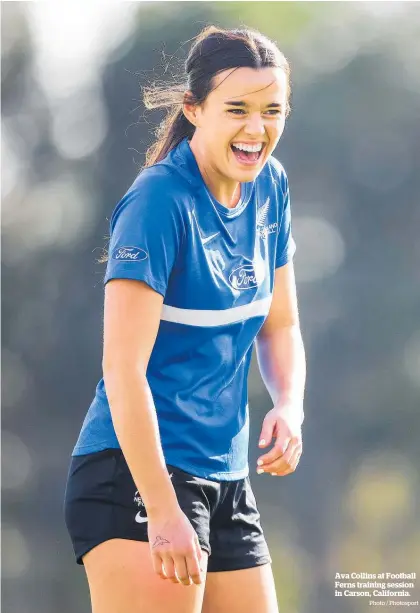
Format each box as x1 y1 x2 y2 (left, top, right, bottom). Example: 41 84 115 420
161 295 272 327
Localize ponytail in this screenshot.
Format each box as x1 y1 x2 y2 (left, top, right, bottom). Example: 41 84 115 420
144 105 195 168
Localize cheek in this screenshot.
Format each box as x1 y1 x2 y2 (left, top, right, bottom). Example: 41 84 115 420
200 130 220 156
267 121 285 148
213 113 237 135
276 117 286 136
270 118 285 135
209 127 235 154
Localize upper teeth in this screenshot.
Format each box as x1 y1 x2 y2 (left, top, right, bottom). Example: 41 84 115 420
233 143 263 152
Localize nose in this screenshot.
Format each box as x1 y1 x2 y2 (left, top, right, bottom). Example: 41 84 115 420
244 112 265 136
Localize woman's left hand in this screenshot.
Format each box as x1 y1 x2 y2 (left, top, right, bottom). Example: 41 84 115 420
256 404 303 476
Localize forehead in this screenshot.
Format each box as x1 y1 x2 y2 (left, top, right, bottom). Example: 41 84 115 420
209 66 287 104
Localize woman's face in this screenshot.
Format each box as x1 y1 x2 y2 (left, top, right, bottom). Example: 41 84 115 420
188 66 288 184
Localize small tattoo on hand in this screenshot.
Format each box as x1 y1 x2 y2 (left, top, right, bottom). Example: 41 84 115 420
152 535 170 549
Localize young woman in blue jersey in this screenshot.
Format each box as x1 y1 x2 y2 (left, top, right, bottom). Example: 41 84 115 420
64 25 306 613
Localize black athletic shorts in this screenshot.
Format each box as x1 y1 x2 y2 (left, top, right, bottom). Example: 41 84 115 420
64 448 272 573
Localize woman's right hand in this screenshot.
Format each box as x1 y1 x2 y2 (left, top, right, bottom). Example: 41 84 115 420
148 506 205 586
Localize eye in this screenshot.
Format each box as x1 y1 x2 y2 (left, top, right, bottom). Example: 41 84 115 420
227 108 282 117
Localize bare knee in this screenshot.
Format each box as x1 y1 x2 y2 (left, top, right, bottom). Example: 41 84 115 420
83 539 208 613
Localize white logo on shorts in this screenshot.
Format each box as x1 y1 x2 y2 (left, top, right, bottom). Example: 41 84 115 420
134 473 173 524
134 512 148 524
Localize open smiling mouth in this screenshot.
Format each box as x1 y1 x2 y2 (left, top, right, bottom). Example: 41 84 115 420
230 143 266 165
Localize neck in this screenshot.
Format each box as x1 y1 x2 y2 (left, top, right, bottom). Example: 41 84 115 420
189 137 241 208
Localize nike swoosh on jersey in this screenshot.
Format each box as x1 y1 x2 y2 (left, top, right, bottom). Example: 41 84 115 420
191 210 220 246
202 232 220 245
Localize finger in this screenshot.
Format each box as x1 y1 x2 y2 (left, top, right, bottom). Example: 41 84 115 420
278 444 302 474
258 437 272 448
257 436 293 467
173 554 192 586
186 547 204 586
151 553 167 580
194 535 205 574
161 554 178 584
258 429 274 448
289 445 303 471
275 456 300 477
263 449 293 474
263 442 301 474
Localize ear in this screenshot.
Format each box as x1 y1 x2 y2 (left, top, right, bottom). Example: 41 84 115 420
183 91 201 128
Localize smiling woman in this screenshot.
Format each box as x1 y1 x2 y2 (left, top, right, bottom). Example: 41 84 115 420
64 24 305 613
183 62 288 205
143 26 291 208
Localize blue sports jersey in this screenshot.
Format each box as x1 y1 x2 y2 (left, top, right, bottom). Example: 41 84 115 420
72 138 296 481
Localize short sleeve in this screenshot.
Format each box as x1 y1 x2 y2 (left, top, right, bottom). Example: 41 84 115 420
104 173 185 297
275 167 297 268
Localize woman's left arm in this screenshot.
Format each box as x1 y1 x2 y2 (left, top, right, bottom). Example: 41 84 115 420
254 262 306 476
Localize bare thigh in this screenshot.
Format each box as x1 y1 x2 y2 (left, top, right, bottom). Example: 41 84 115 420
202 564 278 613
83 538 209 613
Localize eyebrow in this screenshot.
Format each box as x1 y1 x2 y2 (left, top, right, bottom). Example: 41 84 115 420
224 101 282 108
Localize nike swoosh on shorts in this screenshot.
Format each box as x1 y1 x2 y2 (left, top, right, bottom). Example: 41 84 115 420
135 512 148 524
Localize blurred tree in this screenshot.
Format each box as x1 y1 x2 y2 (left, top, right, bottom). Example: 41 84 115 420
2 2 420 612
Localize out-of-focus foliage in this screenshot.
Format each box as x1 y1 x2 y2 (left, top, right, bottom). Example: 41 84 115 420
2 3 420 612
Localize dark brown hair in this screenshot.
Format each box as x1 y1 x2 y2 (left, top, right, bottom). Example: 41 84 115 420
143 25 291 167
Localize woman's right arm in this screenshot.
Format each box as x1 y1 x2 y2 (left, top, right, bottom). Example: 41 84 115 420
103 278 178 517
102 278 203 585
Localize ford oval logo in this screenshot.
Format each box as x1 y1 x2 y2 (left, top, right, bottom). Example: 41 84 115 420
112 246 148 261
229 264 264 290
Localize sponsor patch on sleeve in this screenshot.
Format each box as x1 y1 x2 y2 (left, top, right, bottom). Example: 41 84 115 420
111 246 148 261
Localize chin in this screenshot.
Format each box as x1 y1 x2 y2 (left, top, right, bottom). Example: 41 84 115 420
238 164 265 179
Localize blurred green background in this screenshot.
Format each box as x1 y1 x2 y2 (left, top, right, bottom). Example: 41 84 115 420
2 2 420 612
